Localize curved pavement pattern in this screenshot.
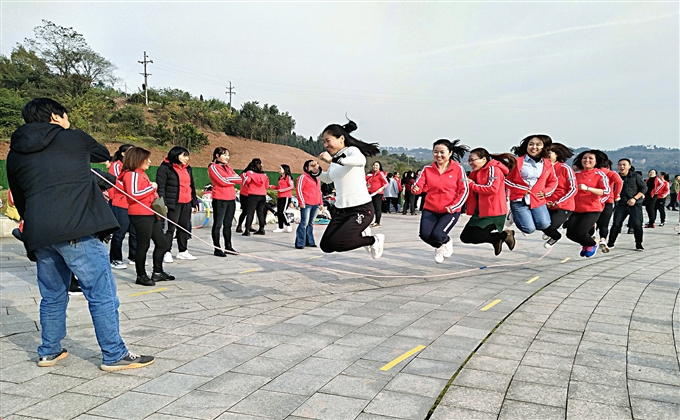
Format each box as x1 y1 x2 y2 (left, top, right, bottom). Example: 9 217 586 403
1 213 678 420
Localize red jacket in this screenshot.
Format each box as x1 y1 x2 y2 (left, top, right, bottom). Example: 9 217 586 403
646 177 665 198
121 169 158 216
239 172 249 196
271 175 294 198
466 160 509 218
574 169 610 213
173 163 192 204
209 163 242 201
546 162 576 211
108 160 128 209
414 160 468 214
366 170 388 195
405 178 415 194
296 173 322 207
657 180 670 198
243 171 269 196
504 156 558 208
603 168 623 204
394 178 402 194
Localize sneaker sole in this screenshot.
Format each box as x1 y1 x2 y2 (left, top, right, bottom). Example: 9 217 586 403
38 350 68 367
100 359 155 372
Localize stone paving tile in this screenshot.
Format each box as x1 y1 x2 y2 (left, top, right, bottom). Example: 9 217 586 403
568 381 630 407
627 380 680 405
230 356 295 377
401 357 461 380
521 351 575 372
157 390 241 419
383 372 447 398
464 355 520 375
498 400 565 420
319 374 388 400
570 364 627 388
291 393 368 420
3 372 87 398
0 393 41 418
228 389 307 419
630 397 680 419
262 371 331 396
627 363 680 386
198 372 271 397
438 385 504 414
363 390 433 420
69 374 150 398
18 392 108 420
429 405 498 420
506 380 567 408
566 399 632 420
133 372 212 397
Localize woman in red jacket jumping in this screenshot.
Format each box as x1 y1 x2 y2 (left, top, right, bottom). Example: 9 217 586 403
412 139 469 264
541 143 577 248
460 148 516 256
593 159 623 252
208 147 242 256
271 164 294 233
366 161 388 227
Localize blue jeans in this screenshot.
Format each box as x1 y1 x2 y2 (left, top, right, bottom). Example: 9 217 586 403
296 205 319 247
33 235 128 365
510 201 551 234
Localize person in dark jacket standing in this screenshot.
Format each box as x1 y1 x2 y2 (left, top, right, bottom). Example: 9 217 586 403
606 158 647 251
156 146 199 262
6 98 154 372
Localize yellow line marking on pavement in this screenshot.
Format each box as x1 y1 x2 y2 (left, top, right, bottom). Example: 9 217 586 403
239 268 261 274
481 299 501 311
526 276 540 284
129 288 168 297
561 258 570 263
306 256 323 260
380 345 426 371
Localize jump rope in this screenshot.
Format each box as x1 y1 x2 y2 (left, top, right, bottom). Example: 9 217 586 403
92 169 553 280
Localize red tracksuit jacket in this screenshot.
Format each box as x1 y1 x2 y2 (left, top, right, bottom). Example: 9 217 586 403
603 168 623 204
296 173 322 207
243 171 269 196
546 162 576 212
657 180 670 198
108 160 128 209
209 163 242 201
121 169 157 216
239 172 250 196
466 160 509 218
271 175 294 199
366 170 388 195
574 169 610 213
504 156 558 208
414 160 468 214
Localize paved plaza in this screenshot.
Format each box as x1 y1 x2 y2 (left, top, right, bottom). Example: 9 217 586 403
1 213 679 420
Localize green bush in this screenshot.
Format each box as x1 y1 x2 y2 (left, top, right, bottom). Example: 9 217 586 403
173 123 208 151
151 122 173 146
108 106 145 135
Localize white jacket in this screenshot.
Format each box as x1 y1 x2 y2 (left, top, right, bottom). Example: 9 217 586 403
319 146 372 209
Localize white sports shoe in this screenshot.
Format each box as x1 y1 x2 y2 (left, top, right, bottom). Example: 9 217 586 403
362 227 372 253
442 240 453 258
163 252 173 263
542 234 549 240
273 228 285 233
505 212 514 227
285 225 293 233
434 246 445 264
176 251 197 260
371 234 385 259
110 260 127 270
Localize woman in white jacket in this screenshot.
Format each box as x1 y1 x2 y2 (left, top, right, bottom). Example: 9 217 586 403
318 120 385 259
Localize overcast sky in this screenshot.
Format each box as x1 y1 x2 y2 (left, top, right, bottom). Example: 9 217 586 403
2 1 678 151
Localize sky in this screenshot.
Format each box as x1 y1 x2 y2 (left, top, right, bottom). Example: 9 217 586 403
1 1 678 151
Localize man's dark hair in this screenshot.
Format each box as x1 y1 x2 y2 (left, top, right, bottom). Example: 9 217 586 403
618 158 632 165
22 98 68 124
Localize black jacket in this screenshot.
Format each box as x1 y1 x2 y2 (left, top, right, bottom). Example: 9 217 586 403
618 170 647 202
6 123 119 253
155 160 198 210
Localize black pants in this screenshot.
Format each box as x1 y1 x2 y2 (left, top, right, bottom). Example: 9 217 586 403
419 210 459 248
320 202 375 253
460 223 507 246
245 194 266 231
594 203 614 240
237 195 249 229
129 215 166 276
165 202 192 253
655 199 666 223
385 197 398 213
645 197 657 225
609 202 643 246
212 199 235 248
542 209 572 241
418 193 427 211
403 191 416 214
667 193 677 209
565 211 600 247
371 194 383 224
277 197 291 229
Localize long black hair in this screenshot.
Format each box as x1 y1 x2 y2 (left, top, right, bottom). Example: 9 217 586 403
245 158 264 173
167 146 190 165
512 134 552 159
573 149 609 170
113 144 134 162
468 148 517 171
212 146 229 163
433 139 469 162
279 164 292 181
371 161 384 172
322 120 380 157
303 159 319 184
549 142 573 163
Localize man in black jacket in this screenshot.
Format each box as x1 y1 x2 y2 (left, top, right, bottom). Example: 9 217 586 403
607 158 647 251
6 98 154 372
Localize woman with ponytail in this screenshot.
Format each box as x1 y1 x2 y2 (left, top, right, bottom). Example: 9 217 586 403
108 144 136 269
208 147 242 256
271 164 294 233
412 139 469 264
541 142 577 248
459 148 516 256
366 161 388 227
317 120 385 258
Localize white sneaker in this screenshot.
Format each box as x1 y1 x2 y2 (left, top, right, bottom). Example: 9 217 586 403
362 227 372 253
273 228 285 233
285 225 292 233
163 252 173 263
505 212 514 227
434 246 445 264
541 234 549 240
371 234 385 259
442 240 453 258
176 251 197 260
110 260 127 270
125 259 134 265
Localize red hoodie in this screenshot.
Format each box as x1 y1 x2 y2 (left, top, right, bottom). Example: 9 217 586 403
646 176 664 198
209 163 242 201
546 162 576 212
574 169 610 213
414 160 468 214
504 156 558 208
108 160 128 209
466 160 509 218
243 171 269 196
239 171 249 196
602 168 623 204
657 180 670 198
271 175 293 198
121 169 158 216
366 170 388 195
296 173 322 207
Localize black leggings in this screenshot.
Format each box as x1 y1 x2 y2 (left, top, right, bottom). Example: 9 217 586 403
129 215 167 276
655 198 666 223
237 194 249 229
385 197 398 213
403 192 416 214
320 202 375 253
371 194 383 224
645 197 657 225
565 211 600 247
165 202 192 253
212 199 235 248
460 223 507 245
277 197 291 229
542 209 572 241
594 203 614 240
245 194 266 231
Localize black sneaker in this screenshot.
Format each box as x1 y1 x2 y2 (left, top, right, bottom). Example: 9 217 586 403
235 227 243 233
100 352 154 372
627 228 634 234
151 271 175 281
214 249 227 257
135 274 155 287
242 231 251 236
636 244 644 252
37 348 68 367
254 230 265 235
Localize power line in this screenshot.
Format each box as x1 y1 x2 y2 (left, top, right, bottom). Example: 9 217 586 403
226 81 235 108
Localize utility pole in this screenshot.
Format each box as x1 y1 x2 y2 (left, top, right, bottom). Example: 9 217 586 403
138 51 153 106
226 81 235 108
